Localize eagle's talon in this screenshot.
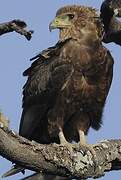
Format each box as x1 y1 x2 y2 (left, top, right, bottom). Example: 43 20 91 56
78 142 99 174
59 129 75 154
78 129 99 172
60 142 75 154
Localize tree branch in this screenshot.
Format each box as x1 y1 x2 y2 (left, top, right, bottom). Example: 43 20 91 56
0 20 33 40
0 127 121 179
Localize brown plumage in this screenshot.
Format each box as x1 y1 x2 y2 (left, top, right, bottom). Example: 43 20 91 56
20 6 113 143
2 5 114 177
20 5 113 144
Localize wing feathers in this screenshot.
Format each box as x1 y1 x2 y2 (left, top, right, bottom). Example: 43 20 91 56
20 39 73 140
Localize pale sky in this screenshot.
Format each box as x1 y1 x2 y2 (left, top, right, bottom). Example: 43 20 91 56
0 1 121 179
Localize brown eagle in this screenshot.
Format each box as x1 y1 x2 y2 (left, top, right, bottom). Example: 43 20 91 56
101 0 121 45
3 5 114 177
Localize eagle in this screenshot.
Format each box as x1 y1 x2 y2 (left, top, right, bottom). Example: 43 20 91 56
100 0 121 45
3 5 114 177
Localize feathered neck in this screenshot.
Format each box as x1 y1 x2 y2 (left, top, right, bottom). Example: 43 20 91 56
59 23 102 47
59 27 78 42
59 22 87 42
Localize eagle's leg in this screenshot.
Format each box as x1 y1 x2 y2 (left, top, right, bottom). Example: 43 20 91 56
59 128 67 144
78 129 98 170
78 129 97 158
78 129 87 145
59 127 74 153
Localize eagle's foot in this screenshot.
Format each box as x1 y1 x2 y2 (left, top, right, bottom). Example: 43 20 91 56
78 130 99 174
60 141 75 154
59 129 74 154
78 143 100 177
78 142 97 162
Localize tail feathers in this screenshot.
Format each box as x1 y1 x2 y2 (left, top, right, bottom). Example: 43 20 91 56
2 165 25 178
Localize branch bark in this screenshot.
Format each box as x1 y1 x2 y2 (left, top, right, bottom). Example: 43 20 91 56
0 127 121 179
0 20 33 40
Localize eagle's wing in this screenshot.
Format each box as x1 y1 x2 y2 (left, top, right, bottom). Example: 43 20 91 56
100 0 121 45
19 39 73 143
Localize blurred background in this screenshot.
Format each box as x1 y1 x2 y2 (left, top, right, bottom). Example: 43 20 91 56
0 0 121 179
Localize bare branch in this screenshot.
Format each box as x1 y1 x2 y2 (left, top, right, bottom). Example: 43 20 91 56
0 20 33 40
0 127 121 179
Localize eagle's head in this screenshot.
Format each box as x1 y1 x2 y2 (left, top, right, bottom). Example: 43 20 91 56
49 5 103 43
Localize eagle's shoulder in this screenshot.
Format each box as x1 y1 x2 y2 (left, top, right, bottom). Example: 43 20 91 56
23 38 71 77
22 38 73 107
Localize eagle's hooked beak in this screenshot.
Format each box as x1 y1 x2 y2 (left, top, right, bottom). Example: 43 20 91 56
49 17 63 32
49 16 71 32
49 19 57 32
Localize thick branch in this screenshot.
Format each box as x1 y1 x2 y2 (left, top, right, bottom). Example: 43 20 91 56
0 127 121 179
0 20 33 40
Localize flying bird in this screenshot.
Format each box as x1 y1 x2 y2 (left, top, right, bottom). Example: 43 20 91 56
3 5 114 177
100 0 121 45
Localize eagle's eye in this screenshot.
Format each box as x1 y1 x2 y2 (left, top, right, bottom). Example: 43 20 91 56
68 14 75 20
